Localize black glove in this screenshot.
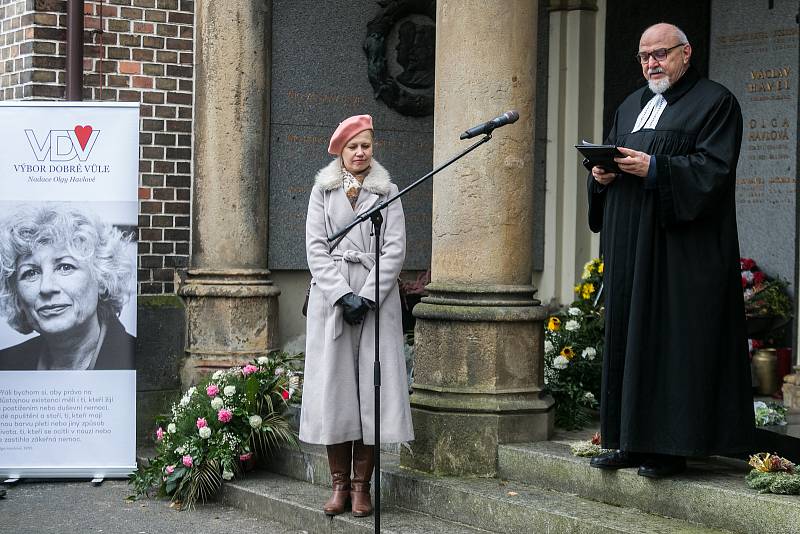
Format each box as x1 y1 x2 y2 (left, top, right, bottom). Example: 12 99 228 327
338 293 371 325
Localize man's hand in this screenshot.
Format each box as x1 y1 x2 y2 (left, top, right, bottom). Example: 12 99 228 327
615 147 651 177
592 166 617 186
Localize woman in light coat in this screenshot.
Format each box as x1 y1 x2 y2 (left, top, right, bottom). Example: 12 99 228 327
300 115 414 518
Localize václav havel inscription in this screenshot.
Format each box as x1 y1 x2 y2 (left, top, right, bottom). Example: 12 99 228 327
710 0 798 290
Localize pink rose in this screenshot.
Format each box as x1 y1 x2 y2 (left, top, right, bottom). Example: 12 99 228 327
182 455 193 468
196 417 207 429
206 384 219 397
155 427 164 441
218 408 233 423
239 452 253 462
242 364 258 376
165 465 175 474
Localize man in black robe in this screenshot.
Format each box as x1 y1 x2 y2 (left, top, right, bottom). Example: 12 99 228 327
587 23 754 478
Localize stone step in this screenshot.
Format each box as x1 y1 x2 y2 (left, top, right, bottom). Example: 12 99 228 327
265 444 730 534
221 470 489 534
497 439 800 534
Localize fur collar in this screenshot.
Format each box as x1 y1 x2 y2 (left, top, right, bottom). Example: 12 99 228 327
314 158 392 195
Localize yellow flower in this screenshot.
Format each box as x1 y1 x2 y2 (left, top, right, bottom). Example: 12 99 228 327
560 346 575 360
598 262 604 274
547 317 561 331
581 283 595 300
574 284 582 295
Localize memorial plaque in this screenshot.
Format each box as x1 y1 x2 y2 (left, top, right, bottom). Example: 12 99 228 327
268 0 434 270
709 0 798 288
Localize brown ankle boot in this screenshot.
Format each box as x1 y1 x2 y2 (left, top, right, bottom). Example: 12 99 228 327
351 440 375 517
323 441 352 516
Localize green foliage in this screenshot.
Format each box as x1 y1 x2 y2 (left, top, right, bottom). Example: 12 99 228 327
745 470 800 495
754 401 787 427
129 351 303 509
544 258 605 430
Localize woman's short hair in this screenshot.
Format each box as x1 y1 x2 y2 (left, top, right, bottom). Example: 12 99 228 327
0 204 134 334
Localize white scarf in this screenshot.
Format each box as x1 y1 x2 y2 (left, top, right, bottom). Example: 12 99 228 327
631 94 667 133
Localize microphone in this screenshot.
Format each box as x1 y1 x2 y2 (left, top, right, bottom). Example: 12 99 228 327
459 110 519 140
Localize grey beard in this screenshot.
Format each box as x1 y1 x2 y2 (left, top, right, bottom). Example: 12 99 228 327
648 77 671 93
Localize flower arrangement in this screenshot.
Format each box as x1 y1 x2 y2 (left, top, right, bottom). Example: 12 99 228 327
746 453 800 495
741 258 792 342
130 352 303 508
754 400 787 427
570 432 605 457
544 258 604 430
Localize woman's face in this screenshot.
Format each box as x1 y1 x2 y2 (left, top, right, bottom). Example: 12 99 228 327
341 130 373 175
15 245 100 337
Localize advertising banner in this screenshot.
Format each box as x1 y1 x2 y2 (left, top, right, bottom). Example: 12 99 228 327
0 102 139 478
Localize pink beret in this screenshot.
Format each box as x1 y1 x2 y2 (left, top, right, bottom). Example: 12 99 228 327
328 114 373 155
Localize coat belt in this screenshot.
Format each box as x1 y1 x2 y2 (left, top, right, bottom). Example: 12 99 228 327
329 250 376 339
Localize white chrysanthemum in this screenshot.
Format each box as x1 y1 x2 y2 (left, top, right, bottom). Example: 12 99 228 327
553 355 569 370
257 356 270 365
211 397 224 410
289 375 300 389
222 470 234 481
175 445 186 455
582 347 597 360
544 340 554 354
212 370 224 380
249 415 263 429
199 426 212 439
167 423 177 434
584 391 596 403
224 385 236 397
568 307 582 316
565 320 580 331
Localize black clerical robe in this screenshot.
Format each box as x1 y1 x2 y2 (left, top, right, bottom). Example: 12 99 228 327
588 66 754 456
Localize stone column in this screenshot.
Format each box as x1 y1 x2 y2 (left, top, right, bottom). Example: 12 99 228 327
178 0 279 386
401 0 553 477
537 0 601 305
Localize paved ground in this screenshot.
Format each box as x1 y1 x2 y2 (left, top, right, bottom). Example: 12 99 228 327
1 479 305 534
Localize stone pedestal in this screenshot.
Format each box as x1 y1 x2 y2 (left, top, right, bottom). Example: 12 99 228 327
400 0 553 477
179 0 278 386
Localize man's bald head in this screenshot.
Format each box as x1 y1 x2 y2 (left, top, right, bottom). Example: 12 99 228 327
638 23 692 93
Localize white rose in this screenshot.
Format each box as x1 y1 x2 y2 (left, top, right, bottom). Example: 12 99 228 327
212 370 224 380
581 347 597 360
224 385 236 397
211 397 224 410
553 355 569 370
167 423 177 434
257 356 269 365
199 426 212 439
584 391 595 403
565 320 580 331
568 307 582 316
544 340 554 354
222 470 234 480
249 415 263 429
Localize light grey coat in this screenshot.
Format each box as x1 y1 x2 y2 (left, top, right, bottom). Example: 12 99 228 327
299 158 414 445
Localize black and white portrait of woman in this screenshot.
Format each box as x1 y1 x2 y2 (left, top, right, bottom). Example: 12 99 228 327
0 203 136 371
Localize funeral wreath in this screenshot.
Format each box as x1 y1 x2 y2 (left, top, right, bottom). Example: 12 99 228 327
129 352 303 508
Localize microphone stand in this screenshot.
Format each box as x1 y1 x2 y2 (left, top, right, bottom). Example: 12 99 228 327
328 133 494 533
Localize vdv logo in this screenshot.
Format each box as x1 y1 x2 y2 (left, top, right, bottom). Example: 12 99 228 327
25 125 99 162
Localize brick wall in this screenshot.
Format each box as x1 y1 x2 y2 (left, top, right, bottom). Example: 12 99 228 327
0 0 195 295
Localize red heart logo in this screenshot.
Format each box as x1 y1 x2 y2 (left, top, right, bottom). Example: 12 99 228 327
74 125 93 150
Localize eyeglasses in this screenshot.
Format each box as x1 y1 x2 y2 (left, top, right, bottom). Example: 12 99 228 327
635 43 686 64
